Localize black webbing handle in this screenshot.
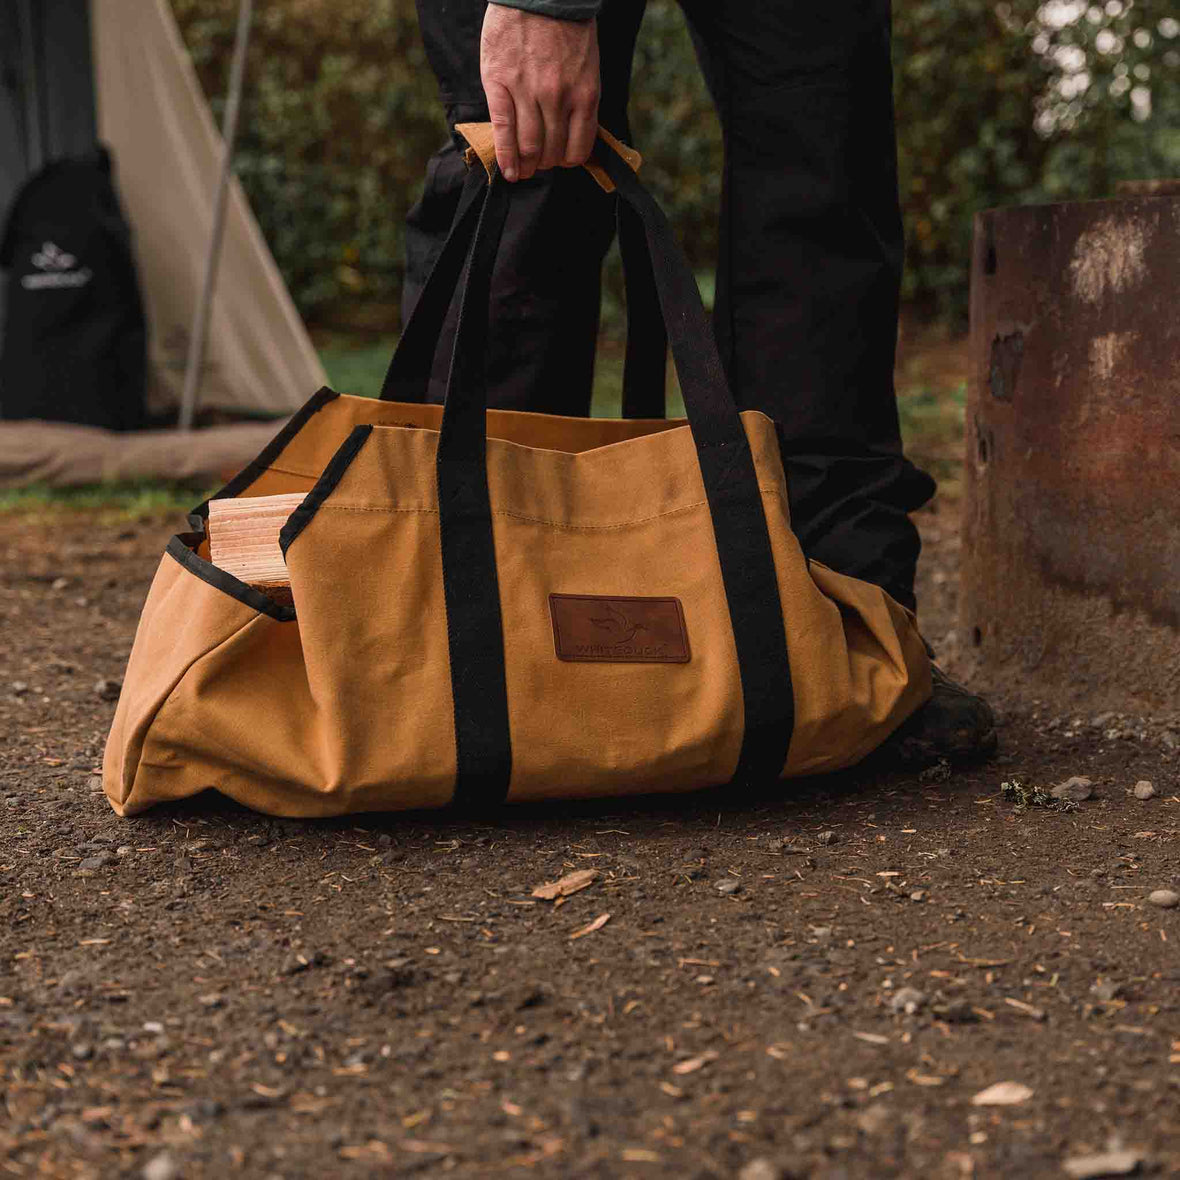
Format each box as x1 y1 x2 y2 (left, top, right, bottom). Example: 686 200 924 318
590 140 795 785
435 165 515 807
378 167 486 403
618 195 668 419
380 151 668 416
435 142 794 803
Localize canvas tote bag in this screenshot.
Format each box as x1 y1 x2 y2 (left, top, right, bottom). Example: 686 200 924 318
102 130 931 818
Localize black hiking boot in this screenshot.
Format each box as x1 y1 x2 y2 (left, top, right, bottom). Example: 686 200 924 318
878 664 997 768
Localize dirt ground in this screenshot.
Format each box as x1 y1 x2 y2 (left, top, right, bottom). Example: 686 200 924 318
2 496 1179 1180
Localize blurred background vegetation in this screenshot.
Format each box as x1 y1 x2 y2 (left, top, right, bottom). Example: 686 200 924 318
173 0 1180 334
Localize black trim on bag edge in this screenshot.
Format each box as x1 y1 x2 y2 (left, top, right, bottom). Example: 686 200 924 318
187 388 342 533
166 534 296 622
278 425 374 557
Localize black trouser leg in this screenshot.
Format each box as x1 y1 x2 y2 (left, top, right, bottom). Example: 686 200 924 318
680 0 934 610
405 0 647 414
408 0 933 610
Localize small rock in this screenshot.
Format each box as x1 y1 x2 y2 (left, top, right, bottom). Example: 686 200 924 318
738 1160 782 1180
910 890 927 902
197 992 225 1009
1091 712 1116 729
888 987 926 1015
52 576 69 591
1091 979 1124 1003
10 681 29 696
1132 780 1156 800
142 1152 180 1180
971 1080 1033 1106
1051 776 1093 802
816 831 838 846
94 678 122 702
70 1042 94 1061
855 1104 892 1136
715 878 742 895
939 999 979 1024
117 845 133 857
143 1021 165 1035
78 853 113 870
1062 1148 1144 1179
1147 889 1179 909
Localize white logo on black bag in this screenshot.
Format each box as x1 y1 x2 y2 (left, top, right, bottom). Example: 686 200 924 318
21 241 93 290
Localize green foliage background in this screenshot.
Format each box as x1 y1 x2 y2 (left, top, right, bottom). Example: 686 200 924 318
172 0 1180 330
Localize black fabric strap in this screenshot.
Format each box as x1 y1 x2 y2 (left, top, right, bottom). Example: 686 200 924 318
427 139 795 800
591 141 795 785
383 159 668 419
435 169 515 808
379 168 487 403
618 196 668 419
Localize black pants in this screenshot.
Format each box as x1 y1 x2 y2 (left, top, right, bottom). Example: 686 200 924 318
405 0 935 611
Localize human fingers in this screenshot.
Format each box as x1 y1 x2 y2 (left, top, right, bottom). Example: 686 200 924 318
563 98 598 168
514 98 545 181
535 68 569 171
485 80 520 182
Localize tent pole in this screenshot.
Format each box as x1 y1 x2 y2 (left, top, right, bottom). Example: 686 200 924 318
18 0 44 172
178 0 253 432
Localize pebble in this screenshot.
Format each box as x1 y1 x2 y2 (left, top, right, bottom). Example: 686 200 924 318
939 999 979 1024
1132 780 1156 800
142 1152 179 1180
94 678 122 702
1148 889 1178 909
816 831 838 846
855 1104 892 1136
715 878 742 895
10 682 28 696
888 986 926 1015
1091 979 1124 1002
197 992 225 1009
1051 776 1093 802
117 845 133 857
910 890 927 902
70 1042 94 1061
738 1160 783 1180
52 576 69 591
78 853 114 871
1062 1148 1144 1179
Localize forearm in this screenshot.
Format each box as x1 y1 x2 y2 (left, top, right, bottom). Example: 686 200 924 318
488 0 601 23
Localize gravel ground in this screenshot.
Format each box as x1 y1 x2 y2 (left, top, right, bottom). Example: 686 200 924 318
2 503 1179 1180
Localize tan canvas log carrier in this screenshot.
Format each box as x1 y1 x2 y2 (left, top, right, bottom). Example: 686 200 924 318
102 130 932 819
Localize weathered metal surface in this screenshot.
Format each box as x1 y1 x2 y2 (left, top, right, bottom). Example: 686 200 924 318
960 194 1180 712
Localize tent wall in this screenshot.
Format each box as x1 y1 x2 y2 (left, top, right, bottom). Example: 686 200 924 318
91 0 326 418
2 0 326 421
0 0 98 339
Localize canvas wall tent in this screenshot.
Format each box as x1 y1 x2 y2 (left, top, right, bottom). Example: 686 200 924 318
0 0 326 441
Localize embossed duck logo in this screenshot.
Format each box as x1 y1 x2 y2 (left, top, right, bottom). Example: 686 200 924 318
590 603 648 645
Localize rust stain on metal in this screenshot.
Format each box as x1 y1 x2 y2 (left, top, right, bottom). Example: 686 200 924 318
961 193 1180 712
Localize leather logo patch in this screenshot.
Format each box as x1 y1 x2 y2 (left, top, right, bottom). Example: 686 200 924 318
549 595 690 663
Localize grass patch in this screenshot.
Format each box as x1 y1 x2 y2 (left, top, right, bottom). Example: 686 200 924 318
898 381 967 493
0 480 215 521
316 333 400 398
